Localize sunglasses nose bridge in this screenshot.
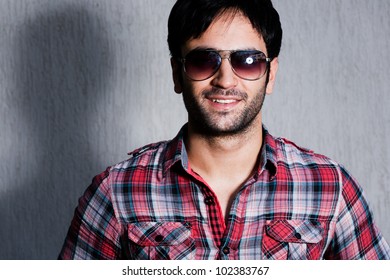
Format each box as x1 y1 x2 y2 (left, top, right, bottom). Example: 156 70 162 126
218 50 232 61
211 52 239 88
215 51 235 73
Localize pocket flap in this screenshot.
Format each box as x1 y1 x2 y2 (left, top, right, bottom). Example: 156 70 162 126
128 222 191 246
265 220 323 244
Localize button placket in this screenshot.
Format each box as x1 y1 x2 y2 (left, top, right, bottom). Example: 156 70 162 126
200 189 225 248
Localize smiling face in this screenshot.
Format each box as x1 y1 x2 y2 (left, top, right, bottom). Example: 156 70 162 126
171 10 278 137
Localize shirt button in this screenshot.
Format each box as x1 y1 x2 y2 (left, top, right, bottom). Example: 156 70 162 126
222 247 230 255
204 196 215 206
155 235 164 243
294 232 301 239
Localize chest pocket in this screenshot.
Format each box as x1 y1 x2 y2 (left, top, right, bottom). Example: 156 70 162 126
262 220 324 260
126 222 195 260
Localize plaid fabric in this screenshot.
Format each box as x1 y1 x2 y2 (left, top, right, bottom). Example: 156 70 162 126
58 125 390 260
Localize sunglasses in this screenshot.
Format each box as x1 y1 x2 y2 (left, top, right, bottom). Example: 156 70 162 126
180 49 271 81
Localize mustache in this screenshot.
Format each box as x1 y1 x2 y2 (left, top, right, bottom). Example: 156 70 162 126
202 88 248 99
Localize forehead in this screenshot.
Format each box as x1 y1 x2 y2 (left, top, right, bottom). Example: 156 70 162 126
182 11 266 55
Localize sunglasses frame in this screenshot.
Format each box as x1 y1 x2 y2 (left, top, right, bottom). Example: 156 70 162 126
180 49 271 81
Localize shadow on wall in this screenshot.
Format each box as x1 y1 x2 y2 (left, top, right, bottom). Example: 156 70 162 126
0 4 114 259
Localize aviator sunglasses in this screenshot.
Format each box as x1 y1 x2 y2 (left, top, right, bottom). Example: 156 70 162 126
180 49 271 81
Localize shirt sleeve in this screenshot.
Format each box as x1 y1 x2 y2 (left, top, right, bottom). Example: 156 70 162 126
325 166 390 259
58 168 123 259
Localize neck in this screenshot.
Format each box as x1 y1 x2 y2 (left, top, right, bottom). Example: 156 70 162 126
185 118 263 181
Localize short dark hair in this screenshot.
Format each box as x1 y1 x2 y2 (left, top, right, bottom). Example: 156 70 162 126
167 0 282 59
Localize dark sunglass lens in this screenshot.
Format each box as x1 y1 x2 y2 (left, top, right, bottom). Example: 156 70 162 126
184 51 220 80
231 51 267 80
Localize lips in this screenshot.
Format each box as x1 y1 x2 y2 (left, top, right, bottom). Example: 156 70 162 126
205 95 242 110
211 99 237 104
203 89 246 109
207 94 242 103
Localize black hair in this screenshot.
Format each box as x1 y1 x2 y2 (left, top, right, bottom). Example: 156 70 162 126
167 0 282 59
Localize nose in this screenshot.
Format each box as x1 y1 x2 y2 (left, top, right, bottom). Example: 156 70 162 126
210 58 238 89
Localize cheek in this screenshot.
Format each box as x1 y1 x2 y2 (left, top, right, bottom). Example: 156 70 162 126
244 80 267 97
182 79 208 97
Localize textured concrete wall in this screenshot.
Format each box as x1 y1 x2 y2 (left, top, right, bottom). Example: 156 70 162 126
0 0 389 259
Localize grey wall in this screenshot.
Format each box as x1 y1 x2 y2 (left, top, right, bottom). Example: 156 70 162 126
0 0 388 259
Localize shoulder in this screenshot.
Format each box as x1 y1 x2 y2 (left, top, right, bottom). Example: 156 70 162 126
273 136 364 191
268 135 350 184
104 140 171 174
94 125 186 187
269 133 364 189
273 136 339 167
123 140 170 168
84 141 171 192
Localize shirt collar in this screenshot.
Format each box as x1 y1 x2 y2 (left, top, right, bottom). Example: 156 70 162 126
162 124 189 175
257 125 278 179
162 124 278 178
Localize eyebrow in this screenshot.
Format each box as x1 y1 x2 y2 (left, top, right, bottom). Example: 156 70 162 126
186 47 263 55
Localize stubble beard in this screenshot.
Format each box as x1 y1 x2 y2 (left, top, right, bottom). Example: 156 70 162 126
182 86 266 138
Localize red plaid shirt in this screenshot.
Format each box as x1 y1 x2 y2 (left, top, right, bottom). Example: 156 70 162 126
59 125 390 259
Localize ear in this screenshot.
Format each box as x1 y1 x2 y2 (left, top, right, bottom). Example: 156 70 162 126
171 57 183 94
265 57 279 95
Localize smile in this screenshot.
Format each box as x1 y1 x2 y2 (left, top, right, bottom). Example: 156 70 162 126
211 99 237 104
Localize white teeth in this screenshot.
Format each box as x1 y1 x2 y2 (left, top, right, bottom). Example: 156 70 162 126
212 99 236 104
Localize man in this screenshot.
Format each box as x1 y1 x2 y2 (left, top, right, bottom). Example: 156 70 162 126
59 0 390 259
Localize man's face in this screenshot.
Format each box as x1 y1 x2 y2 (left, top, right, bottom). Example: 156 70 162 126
172 11 278 137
